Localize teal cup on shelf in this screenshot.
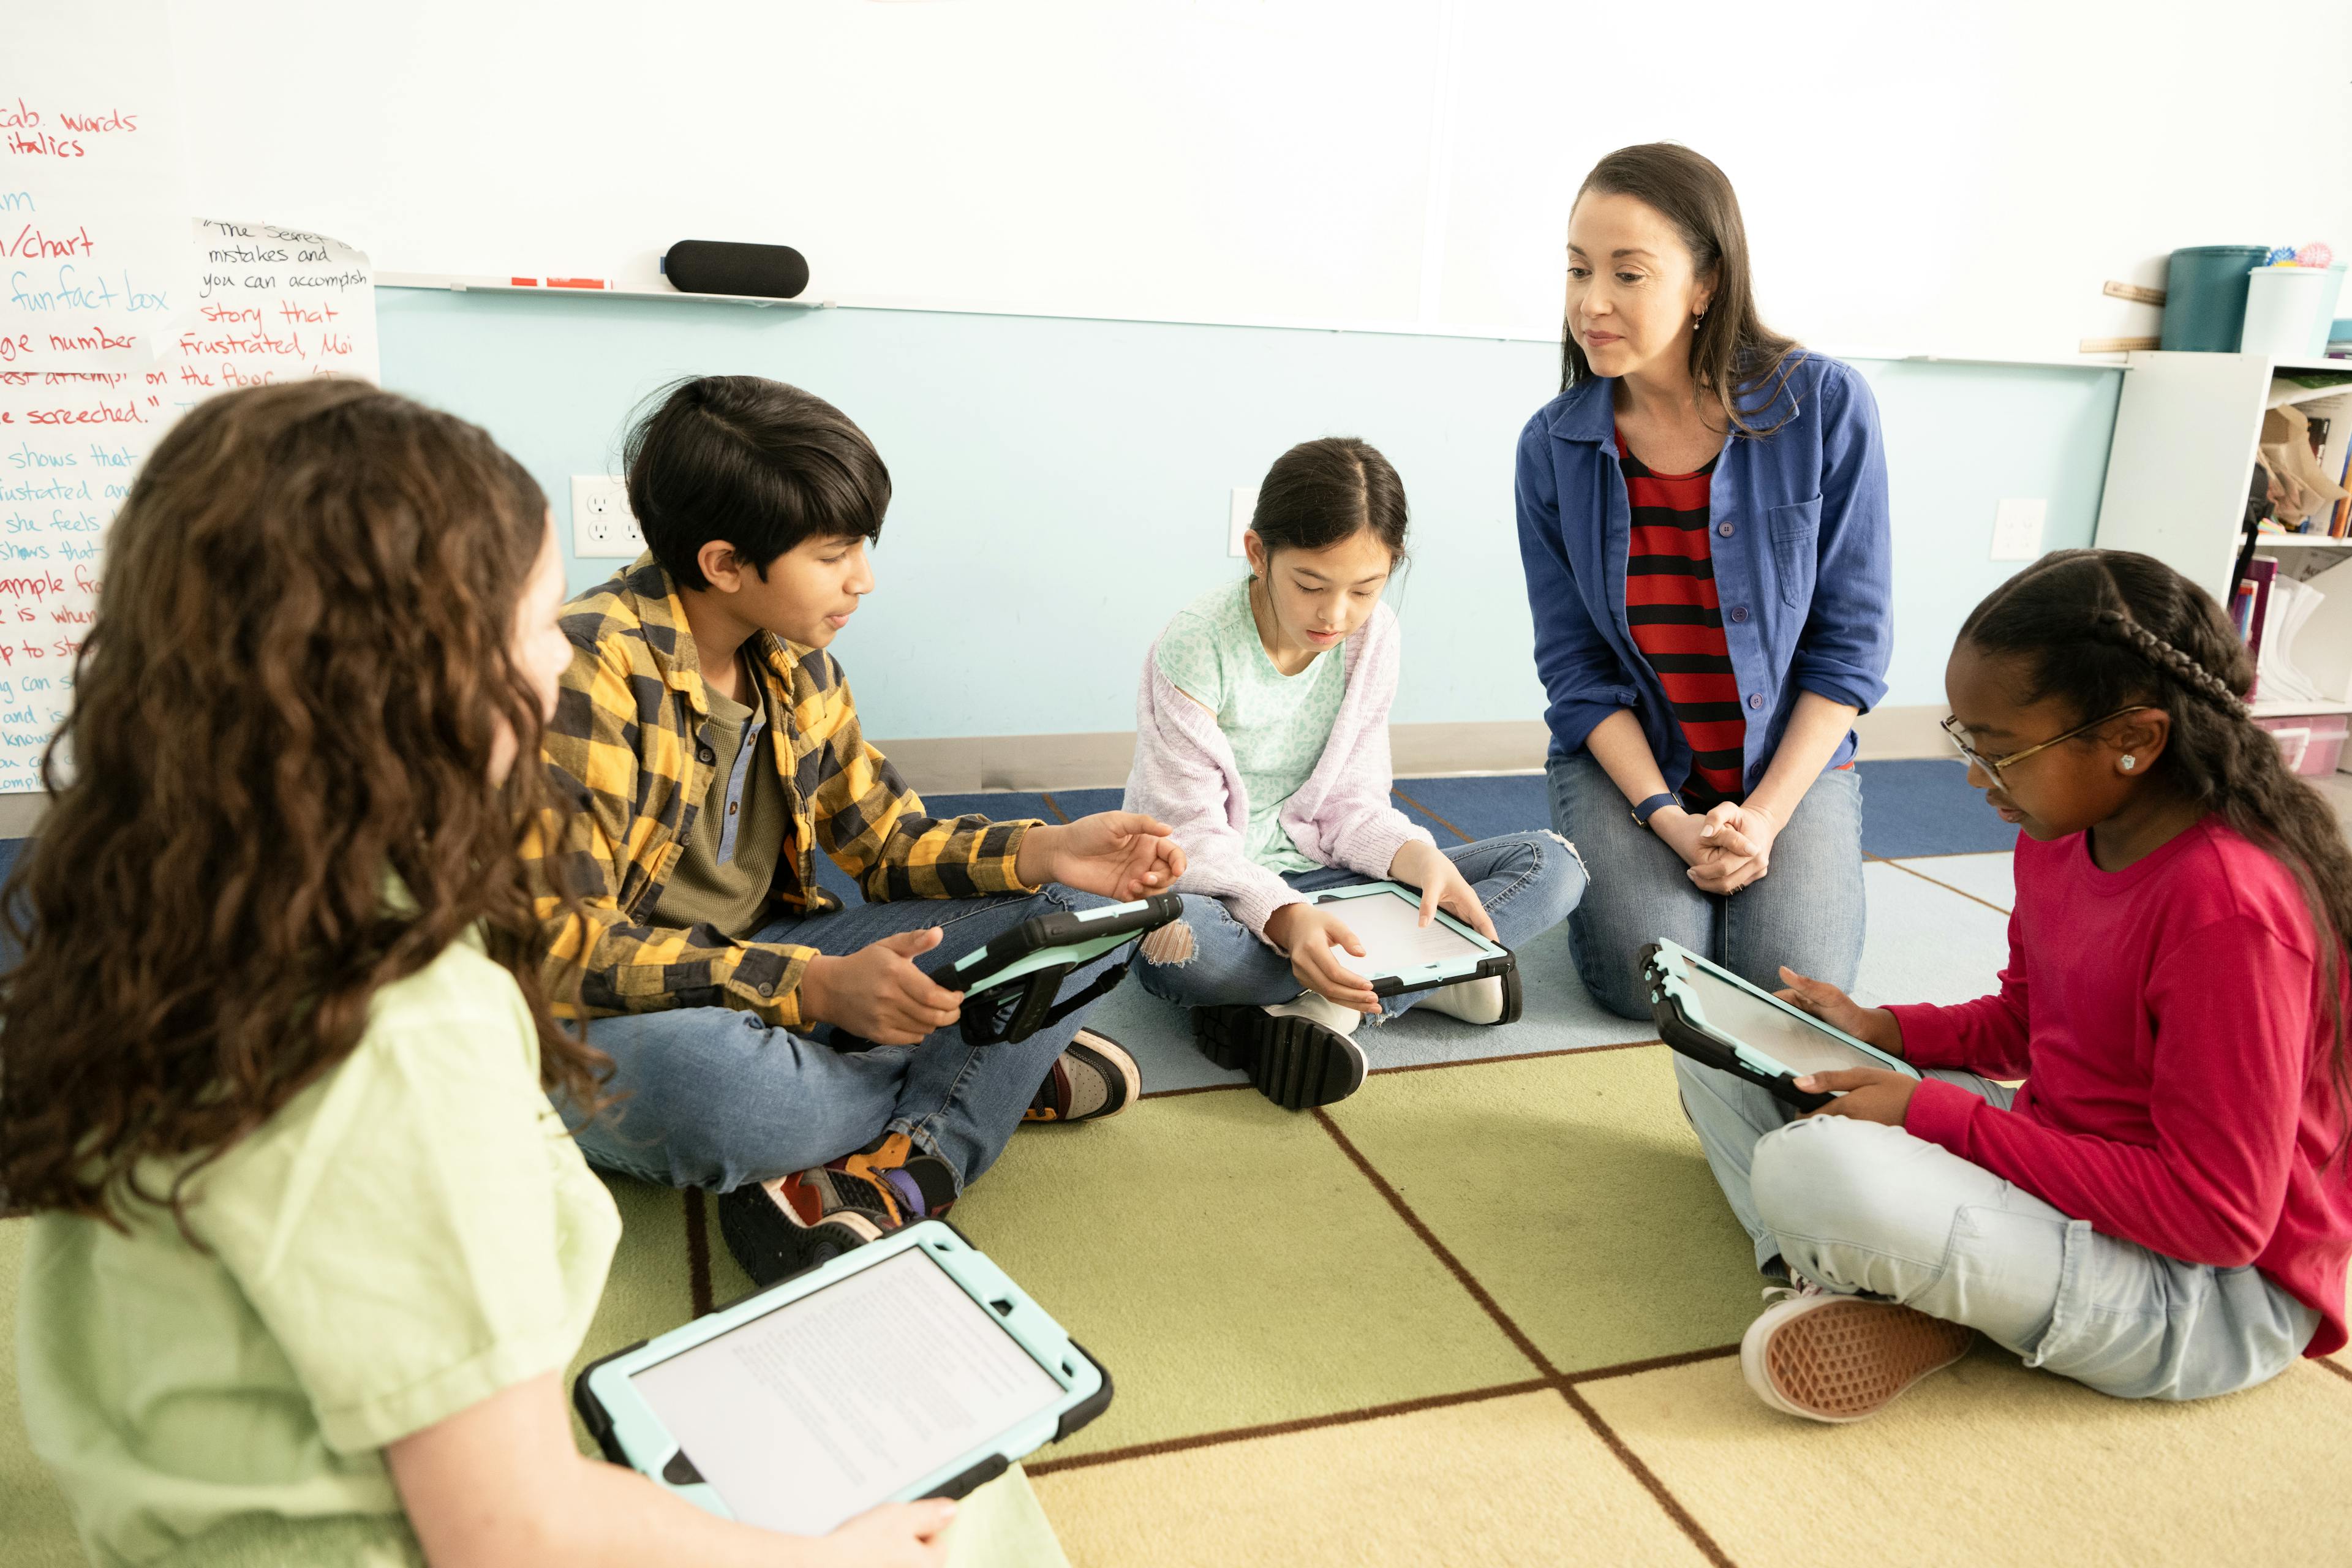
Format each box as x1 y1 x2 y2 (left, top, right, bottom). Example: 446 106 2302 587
2160 245 2270 352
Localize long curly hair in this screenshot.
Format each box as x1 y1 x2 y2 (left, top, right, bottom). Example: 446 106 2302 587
1961 548 2352 1156
0 380 609 1226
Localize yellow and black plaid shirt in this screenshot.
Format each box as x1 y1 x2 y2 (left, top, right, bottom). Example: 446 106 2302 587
527 556 1040 1028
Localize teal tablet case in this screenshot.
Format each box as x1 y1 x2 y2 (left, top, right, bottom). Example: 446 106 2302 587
573 1221 1110 1521
1642 938 1916 1111
1305 880 1519 1006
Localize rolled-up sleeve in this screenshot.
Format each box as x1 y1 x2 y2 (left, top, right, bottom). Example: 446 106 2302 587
1787 364 1893 714
1517 414 1638 753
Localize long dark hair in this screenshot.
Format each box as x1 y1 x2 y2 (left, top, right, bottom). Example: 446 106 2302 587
1561 143 1804 436
1251 436 1408 564
0 380 610 1227
1961 548 2352 1151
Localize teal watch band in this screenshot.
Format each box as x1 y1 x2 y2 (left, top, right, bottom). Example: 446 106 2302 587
1630 792 1678 827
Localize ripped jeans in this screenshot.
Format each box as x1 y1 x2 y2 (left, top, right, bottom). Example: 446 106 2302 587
1675 1055 2321 1401
1133 831 1587 1023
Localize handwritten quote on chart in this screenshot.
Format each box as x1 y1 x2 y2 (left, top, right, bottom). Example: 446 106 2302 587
0 216 378 790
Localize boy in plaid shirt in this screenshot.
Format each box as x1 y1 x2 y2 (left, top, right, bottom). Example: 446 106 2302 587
530 375 1183 1284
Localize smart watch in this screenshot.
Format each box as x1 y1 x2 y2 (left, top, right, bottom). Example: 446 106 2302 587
1630 792 1679 828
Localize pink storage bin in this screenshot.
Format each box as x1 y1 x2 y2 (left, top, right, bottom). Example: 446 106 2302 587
2258 714 2349 775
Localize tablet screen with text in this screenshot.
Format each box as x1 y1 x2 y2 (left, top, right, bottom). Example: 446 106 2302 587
628 1247 1065 1536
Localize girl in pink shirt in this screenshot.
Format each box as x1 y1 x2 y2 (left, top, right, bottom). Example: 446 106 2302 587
1677 548 2352 1422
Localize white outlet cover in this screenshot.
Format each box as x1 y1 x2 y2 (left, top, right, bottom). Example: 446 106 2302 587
1229 487 1257 559
1991 497 2046 562
571 475 646 559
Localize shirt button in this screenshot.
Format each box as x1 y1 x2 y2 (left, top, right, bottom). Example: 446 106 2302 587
728 802 738 815
758 982 774 997
698 746 715 763
1747 693 1765 710
1717 521 1734 538
1728 606 1749 624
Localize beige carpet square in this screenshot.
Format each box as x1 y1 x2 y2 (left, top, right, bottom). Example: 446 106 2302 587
945 1090 1540 1460
1327 1044 1765 1373
1032 1389 1713 1568
1582 1340 2352 1567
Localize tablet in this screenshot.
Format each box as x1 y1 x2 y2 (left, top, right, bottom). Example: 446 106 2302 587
575 1221 1110 1537
924 891 1182 1046
1306 881 1520 1016
1640 938 1917 1111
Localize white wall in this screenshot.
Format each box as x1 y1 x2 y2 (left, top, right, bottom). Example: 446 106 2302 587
172 0 2352 360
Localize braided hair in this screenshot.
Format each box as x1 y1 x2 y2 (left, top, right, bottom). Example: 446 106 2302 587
1961 548 2352 1159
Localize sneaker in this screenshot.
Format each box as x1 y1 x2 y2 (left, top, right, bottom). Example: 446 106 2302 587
829 1132 959 1221
717 1167 894 1290
717 1136 958 1289
1406 968 1524 1026
1740 1279 1976 1423
1024 1028 1143 1124
1194 992 1368 1110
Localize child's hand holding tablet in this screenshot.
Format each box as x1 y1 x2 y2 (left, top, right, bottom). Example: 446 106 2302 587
1771 966 1920 1125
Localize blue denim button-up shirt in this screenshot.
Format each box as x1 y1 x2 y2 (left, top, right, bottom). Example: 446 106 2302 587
1513 353 1894 798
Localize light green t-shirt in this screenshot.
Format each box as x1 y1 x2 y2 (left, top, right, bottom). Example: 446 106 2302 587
16 929 621 1568
1153 578 1347 873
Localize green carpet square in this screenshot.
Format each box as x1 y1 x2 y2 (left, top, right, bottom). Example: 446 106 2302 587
1325 1044 1763 1374
1584 1344 2352 1567
947 1091 1540 1460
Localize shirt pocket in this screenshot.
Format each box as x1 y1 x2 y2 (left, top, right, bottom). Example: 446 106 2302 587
1768 497 1823 609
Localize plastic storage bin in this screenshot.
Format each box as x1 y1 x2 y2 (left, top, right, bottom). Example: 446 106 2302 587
2244 266 2347 360
2162 245 2271 351
2258 712 2349 775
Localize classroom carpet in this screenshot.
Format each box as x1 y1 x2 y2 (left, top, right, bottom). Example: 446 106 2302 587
8 760 2352 1567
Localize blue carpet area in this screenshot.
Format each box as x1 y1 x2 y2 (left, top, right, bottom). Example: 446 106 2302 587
1850 758 2019 858
1392 760 2015 860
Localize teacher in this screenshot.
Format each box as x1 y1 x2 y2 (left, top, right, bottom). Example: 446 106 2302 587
1514 143 1893 1021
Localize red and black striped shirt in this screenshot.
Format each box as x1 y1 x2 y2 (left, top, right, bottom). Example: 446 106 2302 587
1618 430 1744 809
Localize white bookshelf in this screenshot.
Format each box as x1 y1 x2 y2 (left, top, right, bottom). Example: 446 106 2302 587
2095 352 2352 726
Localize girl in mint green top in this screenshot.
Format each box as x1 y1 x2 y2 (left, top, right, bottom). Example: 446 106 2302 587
1125 437 1586 1112
2 383 955 1568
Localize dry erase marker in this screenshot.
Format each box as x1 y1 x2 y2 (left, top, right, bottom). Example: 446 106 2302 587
507 277 617 290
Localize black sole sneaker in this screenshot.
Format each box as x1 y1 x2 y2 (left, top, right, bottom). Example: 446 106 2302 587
716 1172 889 1290
1195 1004 1368 1110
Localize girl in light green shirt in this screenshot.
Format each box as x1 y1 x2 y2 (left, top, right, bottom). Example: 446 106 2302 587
3 382 952 1568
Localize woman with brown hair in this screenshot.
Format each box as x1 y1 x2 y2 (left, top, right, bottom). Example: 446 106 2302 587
3 381 951 1566
1515 142 1894 1022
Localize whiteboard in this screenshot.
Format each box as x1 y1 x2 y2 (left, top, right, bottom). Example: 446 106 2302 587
168 0 2352 360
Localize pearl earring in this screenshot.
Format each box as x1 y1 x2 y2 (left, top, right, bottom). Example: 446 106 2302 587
2120 755 2137 772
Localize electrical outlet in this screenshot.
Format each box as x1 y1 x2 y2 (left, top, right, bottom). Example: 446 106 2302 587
1229 487 1257 558
572 475 645 559
1991 498 2046 562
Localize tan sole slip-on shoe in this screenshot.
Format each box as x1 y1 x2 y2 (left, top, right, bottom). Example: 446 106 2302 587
1741 1281 1978 1423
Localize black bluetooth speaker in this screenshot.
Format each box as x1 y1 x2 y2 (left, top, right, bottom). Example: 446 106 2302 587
663 241 810 300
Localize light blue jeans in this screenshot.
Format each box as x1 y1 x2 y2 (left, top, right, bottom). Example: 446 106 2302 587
1547 751 1866 1022
1132 831 1587 1023
560 886 1121 1195
1676 1055 2320 1401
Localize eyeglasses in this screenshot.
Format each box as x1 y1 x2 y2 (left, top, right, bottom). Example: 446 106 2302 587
1939 708 2150 786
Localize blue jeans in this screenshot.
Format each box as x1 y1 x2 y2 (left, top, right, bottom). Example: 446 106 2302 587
1132 831 1587 1023
1676 1055 2320 1401
564 886 1121 1195
1547 751 1866 1022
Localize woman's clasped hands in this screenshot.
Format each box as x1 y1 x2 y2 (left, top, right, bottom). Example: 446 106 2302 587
1654 799 1780 895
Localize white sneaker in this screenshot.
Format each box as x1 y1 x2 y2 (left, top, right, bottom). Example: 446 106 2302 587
1740 1278 1975 1423
1409 974 1507 1025
1265 989 1365 1036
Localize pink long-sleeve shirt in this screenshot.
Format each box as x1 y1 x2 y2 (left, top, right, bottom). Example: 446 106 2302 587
1891 818 2352 1356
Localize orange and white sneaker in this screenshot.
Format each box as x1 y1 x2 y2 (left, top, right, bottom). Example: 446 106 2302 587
1741 1279 1977 1423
